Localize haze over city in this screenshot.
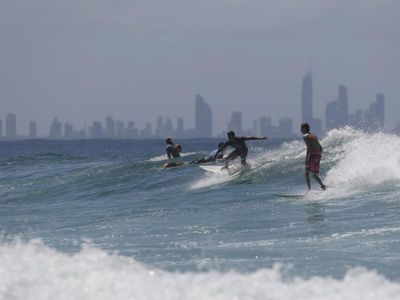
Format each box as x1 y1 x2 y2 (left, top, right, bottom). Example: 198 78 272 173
1 0 399 135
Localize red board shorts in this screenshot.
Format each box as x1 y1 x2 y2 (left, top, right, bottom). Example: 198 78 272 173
307 152 322 173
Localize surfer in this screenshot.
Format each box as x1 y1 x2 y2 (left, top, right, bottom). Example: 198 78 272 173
214 130 268 170
190 142 225 164
164 138 183 168
301 123 326 190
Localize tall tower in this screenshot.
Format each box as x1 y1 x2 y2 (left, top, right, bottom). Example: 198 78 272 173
325 85 349 131
6 113 17 139
195 94 212 137
105 116 116 138
227 111 243 135
375 93 385 124
301 70 313 123
29 121 37 139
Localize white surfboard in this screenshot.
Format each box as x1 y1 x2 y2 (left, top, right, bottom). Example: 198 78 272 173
199 165 244 175
274 190 324 198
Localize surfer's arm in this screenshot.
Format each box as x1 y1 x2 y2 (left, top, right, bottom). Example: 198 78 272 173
243 136 268 141
213 144 227 160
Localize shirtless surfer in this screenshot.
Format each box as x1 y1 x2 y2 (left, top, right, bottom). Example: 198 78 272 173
214 131 268 170
301 123 326 191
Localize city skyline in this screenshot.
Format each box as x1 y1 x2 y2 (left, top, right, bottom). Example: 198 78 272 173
0 71 390 140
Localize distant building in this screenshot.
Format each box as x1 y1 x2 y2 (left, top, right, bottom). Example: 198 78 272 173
64 123 74 139
116 121 125 138
155 116 164 138
349 109 364 129
140 122 152 139
6 113 17 139
365 93 385 130
89 121 103 139
301 70 323 136
325 85 349 131
227 111 242 135
195 94 213 137
0 119 3 138
252 119 258 136
165 117 174 137
126 122 139 139
259 116 273 137
301 70 313 124
49 118 62 139
105 116 116 138
176 117 184 137
29 121 37 139
278 118 294 138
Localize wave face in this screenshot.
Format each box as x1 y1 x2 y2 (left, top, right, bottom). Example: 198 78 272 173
1 130 400 298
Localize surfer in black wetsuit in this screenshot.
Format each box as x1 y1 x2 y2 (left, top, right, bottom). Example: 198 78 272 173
164 138 183 168
214 131 268 170
301 123 326 191
190 142 225 164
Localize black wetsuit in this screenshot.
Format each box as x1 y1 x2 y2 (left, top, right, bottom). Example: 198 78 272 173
165 144 181 160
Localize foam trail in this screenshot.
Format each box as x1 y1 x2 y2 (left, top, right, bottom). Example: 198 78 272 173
1 239 399 300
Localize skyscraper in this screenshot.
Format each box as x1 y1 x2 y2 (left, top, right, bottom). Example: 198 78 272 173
325 85 349 131
29 121 37 139
105 116 116 138
365 93 385 129
278 118 294 138
301 71 313 123
64 123 74 139
227 111 242 135
301 70 323 135
49 117 62 139
176 117 184 137
6 113 17 139
195 94 212 137
259 116 273 137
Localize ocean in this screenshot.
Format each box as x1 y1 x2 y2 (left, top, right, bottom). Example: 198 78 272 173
1 127 400 299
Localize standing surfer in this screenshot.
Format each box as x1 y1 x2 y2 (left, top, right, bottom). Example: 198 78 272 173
301 123 326 190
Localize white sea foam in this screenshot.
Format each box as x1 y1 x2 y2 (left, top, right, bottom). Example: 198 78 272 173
1 239 399 300
323 128 400 192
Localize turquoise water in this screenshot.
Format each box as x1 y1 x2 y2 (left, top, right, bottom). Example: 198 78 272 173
1 128 400 299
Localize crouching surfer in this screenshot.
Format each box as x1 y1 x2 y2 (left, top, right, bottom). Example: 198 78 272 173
214 130 268 170
163 138 184 168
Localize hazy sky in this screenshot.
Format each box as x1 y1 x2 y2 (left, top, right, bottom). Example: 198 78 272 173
1 0 399 135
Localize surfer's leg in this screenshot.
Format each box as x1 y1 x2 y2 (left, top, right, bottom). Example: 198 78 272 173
305 170 311 190
240 149 248 166
221 159 229 170
313 173 326 190
222 150 240 169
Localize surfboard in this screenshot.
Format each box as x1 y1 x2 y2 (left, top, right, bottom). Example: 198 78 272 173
163 161 186 169
199 165 230 174
199 165 244 175
273 193 305 198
